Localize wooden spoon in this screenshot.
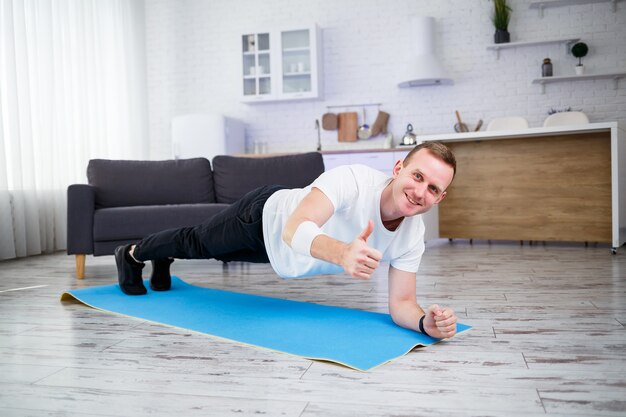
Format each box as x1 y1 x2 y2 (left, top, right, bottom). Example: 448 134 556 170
454 111 469 132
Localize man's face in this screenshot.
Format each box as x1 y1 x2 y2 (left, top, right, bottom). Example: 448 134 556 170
389 149 455 217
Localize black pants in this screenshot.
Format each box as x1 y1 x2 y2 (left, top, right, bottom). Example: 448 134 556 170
133 185 284 264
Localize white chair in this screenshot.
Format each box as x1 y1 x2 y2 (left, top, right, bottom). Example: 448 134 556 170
486 117 529 131
543 111 589 127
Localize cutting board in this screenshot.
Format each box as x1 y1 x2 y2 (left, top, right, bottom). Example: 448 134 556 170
337 112 358 142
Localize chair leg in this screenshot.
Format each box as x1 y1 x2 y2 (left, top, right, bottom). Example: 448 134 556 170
75 254 86 279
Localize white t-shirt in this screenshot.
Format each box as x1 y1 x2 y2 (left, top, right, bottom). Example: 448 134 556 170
262 164 425 278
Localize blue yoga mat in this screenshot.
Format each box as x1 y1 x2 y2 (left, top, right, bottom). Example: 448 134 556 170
61 277 470 371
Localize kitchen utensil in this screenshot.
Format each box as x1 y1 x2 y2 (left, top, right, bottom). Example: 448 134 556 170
315 119 321 151
370 110 390 136
474 119 483 131
401 124 417 146
321 112 338 130
358 108 372 140
454 110 469 132
337 112 358 142
384 132 393 149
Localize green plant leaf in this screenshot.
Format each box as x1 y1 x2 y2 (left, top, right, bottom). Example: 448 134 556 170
491 0 512 30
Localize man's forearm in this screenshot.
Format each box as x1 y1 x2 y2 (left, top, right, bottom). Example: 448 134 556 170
296 221 382 280
389 300 425 332
309 234 348 267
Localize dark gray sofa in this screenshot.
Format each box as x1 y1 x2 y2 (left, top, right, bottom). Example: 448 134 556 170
67 152 325 278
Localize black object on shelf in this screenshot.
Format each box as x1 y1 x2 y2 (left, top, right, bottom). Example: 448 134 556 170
542 58 553 77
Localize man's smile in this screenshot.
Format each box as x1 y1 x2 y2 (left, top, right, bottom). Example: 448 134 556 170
405 193 421 206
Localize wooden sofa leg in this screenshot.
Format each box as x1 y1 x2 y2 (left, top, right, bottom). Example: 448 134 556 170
75 254 86 279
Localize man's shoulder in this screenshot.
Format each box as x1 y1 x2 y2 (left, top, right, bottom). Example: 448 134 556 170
312 164 387 206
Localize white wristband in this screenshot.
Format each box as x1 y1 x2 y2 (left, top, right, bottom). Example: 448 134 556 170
290 221 325 257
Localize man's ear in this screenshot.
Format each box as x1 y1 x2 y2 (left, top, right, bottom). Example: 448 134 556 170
392 160 403 178
434 191 447 205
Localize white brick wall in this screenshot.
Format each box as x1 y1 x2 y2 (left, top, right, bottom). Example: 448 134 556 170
144 0 626 159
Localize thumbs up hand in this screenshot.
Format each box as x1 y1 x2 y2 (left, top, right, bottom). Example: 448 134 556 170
341 220 382 280
357 219 374 242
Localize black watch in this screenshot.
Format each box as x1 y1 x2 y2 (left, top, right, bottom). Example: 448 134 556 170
419 315 429 336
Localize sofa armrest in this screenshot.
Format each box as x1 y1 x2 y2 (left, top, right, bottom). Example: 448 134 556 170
67 184 95 255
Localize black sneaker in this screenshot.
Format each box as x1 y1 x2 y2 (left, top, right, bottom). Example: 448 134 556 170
150 258 174 291
115 244 147 295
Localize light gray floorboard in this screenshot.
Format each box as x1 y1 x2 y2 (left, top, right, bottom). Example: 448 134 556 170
0 239 625 416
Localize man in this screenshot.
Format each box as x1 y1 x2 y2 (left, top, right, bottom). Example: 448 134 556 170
116 141 458 339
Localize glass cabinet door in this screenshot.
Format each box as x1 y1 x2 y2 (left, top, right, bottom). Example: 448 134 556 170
241 24 320 102
242 33 271 97
281 29 312 94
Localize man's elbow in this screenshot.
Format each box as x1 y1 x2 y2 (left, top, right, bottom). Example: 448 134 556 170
390 311 403 327
388 300 407 325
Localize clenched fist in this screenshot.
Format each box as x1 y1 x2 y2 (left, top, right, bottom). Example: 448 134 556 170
423 304 457 339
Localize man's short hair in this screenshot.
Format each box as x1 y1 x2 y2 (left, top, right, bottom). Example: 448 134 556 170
403 141 457 179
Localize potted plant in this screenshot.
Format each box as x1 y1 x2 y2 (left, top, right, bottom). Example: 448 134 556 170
491 0 512 44
571 42 588 75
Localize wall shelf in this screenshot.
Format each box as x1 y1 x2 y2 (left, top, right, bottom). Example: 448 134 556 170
486 38 580 59
529 0 619 17
532 71 626 93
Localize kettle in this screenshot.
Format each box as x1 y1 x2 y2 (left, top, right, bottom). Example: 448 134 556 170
401 124 417 146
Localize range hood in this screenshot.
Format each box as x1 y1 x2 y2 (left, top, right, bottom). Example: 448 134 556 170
398 16 453 87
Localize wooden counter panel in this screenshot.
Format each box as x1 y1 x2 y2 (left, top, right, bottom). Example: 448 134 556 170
439 132 612 242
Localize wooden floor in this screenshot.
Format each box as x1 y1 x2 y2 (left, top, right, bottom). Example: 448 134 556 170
1 240 625 416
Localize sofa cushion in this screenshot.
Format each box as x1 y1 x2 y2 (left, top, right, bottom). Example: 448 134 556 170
93 203 229 241
88 158 215 208
212 152 325 204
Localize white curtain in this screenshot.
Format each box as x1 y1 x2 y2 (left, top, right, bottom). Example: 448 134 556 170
0 0 148 260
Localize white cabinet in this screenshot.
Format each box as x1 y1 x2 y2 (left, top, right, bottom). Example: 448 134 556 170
321 154 350 171
352 152 396 176
322 153 389 173
241 32 272 98
241 24 322 103
393 149 411 163
322 151 410 176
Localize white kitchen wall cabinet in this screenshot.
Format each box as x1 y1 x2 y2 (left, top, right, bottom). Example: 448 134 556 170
241 24 322 103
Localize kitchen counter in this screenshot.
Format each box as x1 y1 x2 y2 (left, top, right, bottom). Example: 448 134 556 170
320 146 414 155
413 121 622 143
430 122 625 252
241 147 408 157
251 122 624 155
